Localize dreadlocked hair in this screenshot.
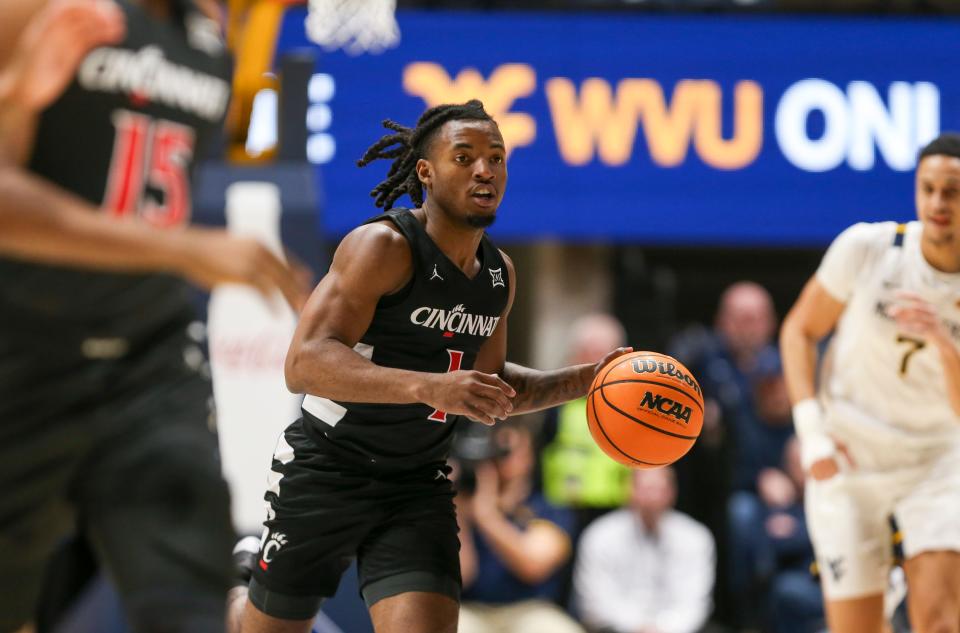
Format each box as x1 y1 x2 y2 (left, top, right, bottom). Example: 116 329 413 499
356 100 494 210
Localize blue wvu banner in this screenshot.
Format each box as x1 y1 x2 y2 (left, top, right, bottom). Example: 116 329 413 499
275 10 960 245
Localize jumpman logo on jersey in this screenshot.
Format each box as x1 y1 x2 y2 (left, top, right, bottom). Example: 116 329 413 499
430 264 444 282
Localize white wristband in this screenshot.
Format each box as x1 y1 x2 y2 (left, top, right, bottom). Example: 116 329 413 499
792 398 837 470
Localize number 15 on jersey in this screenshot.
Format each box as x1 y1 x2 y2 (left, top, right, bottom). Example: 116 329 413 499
103 109 195 228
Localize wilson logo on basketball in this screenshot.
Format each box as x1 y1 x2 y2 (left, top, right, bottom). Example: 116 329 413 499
639 391 692 424
631 359 702 396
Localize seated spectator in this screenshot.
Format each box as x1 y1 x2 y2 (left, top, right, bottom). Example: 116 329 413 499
574 467 716 633
737 354 795 497
457 424 584 633
728 437 823 633
668 281 781 625
540 313 632 529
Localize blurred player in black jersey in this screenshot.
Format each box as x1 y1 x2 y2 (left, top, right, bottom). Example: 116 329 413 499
227 100 631 633
0 1 303 631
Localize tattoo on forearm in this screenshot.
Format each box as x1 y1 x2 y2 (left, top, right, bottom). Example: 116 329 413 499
504 363 586 413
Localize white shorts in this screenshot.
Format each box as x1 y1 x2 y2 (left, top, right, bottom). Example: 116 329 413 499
805 432 960 600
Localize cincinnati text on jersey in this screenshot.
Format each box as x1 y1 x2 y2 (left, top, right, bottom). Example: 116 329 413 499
409 304 501 337
78 46 230 122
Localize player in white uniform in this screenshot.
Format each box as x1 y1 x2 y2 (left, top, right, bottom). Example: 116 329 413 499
780 133 960 633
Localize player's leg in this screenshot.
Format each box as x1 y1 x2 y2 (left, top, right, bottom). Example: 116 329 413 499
77 356 235 633
234 596 314 633
805 473 890 633
237 420 379 632
0 479 74 633
357 465 462 633
822 595 886 633
896 442 960 633
81 426 235 632
34 532 99 633
369 592 458 633
0 356 84 633
902 551 960 633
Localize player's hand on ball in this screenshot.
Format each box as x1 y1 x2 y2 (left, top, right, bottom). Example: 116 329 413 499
419 371 515 426
593 347 635 375
586 347 634 389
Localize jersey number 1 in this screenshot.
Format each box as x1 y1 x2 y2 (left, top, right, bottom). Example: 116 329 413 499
427 349 465 423
103 110 196 227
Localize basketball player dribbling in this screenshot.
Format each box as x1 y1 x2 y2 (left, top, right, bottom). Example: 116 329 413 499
0 1 302 631
227 100 631 633
781 133 960 633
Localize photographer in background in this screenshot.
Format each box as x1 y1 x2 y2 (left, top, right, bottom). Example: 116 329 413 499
453 423 583 633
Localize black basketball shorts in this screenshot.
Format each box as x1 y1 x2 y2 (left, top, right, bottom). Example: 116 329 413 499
0 326 235 633
249 418 461 620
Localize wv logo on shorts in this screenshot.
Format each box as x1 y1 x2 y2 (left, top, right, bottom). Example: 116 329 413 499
827 556 846 582
259 531 288 571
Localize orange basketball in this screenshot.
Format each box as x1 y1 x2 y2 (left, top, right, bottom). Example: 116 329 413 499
586 351 704 469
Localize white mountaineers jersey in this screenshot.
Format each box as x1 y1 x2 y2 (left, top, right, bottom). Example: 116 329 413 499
818 221 960 444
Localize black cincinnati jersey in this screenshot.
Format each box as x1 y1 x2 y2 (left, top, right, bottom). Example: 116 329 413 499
301 209 510 470
0 0 231 346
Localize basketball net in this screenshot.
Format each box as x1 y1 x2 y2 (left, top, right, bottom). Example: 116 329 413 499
305 0 400 55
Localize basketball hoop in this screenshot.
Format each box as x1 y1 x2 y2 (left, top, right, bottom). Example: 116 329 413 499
305 0 400 56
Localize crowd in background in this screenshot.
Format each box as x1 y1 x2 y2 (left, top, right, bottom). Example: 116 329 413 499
449 282 826 633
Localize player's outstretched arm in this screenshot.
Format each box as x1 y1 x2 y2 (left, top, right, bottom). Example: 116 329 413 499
500 347 632 416
284 223 515 425
781 278 844 405
0 169 305 310
472 252 631 415
780 277 846 479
